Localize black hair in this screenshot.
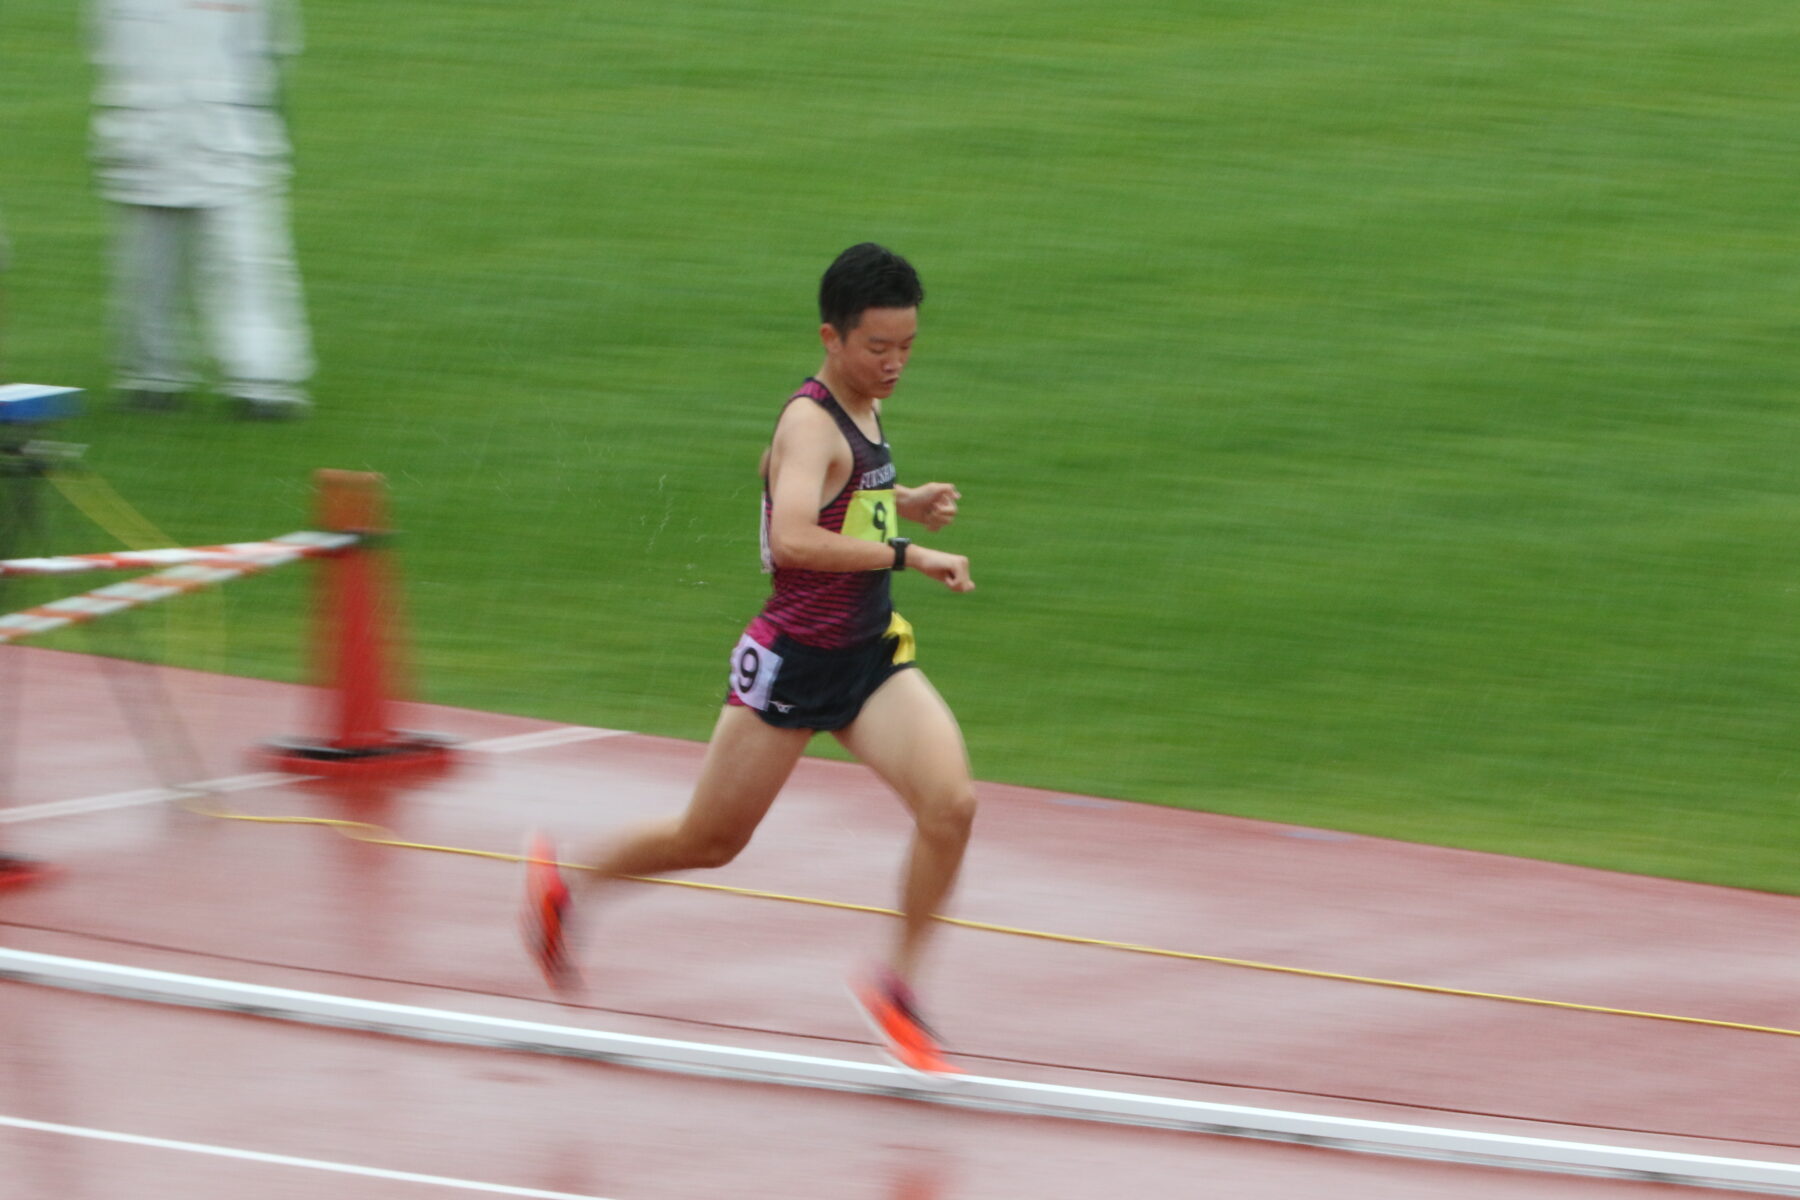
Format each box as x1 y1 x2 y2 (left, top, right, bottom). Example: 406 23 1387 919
818 243 924 335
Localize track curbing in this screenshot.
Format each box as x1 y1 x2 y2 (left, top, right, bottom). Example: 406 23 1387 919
3 947 1798 1195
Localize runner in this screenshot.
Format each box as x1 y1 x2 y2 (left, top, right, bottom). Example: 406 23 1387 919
526 242 977 1073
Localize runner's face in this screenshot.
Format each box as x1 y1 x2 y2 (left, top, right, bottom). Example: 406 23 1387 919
823 307 917 401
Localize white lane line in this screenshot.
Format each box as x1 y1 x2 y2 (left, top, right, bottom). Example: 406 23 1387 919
3 949 1798 1194
0 1113 612 1198
463 727 629 755
0 773 300 825
0 726 630 825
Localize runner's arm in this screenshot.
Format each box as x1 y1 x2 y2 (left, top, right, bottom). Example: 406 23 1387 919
767 410 974 591
896 482 959 532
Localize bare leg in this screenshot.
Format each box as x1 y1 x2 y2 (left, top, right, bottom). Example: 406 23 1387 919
573 703 811 893
834 669 977 985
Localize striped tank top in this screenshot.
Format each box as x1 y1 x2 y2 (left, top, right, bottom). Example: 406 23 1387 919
756 378 896 648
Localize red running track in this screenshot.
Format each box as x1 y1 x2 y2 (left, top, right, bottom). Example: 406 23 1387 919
3 646 1797 1197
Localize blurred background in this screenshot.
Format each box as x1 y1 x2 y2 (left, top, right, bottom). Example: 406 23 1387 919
4 0 1796 889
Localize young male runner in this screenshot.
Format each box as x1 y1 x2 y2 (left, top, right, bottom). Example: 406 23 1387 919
525 243 977 1073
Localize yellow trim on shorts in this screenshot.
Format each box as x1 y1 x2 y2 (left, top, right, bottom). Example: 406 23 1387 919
887 611 916 664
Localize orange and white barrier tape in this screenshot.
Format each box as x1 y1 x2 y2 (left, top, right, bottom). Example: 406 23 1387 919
0 531 357 645
0 531 354 577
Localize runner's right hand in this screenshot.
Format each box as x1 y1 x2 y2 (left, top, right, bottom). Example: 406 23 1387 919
911 546 974 593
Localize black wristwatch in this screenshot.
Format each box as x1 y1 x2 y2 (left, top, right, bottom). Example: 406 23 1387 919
890 537 911 570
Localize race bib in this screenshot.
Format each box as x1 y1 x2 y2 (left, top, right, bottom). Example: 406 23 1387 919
729 631 784 711
840 488 896 544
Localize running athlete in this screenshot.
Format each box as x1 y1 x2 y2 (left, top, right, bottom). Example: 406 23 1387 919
525 243 977 1073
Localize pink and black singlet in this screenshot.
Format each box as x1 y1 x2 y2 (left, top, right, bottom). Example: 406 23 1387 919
725 378 915 731
755 377 898 649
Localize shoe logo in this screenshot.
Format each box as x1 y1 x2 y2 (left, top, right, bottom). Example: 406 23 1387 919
770 701 794 713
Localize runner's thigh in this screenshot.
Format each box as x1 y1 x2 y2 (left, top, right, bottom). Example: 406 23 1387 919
683 704 813 841
834 670 973 817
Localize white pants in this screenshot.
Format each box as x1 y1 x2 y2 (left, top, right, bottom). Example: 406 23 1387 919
111 191 313 404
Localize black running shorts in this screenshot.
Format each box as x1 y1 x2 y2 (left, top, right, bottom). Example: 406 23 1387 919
725 613 916 731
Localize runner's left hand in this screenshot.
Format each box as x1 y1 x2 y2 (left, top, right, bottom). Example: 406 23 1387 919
902 482 960 532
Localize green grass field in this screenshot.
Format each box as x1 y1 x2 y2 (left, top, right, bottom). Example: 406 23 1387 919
5 2 1798 891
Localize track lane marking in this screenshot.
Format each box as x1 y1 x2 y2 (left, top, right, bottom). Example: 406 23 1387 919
0 1113 615 1198
0 773 298 825
0 726 627 825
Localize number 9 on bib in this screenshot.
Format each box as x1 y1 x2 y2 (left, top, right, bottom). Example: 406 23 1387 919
729 631 784 711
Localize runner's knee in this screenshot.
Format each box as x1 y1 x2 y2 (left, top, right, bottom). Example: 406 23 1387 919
681 827 752 869
915 789 976 844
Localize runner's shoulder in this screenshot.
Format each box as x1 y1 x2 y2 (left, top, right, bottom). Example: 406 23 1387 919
772 392 849 454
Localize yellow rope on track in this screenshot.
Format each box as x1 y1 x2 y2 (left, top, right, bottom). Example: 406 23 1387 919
177 790 1800 1042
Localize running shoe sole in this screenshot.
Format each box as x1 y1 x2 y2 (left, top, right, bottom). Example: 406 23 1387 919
848 977 955 1076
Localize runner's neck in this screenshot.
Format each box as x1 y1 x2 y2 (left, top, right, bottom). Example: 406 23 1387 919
812 370 882 439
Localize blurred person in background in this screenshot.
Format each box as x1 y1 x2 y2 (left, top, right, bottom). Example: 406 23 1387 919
89 0 314 420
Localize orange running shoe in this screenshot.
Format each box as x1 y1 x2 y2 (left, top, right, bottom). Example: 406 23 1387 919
852 967 954 1075
0 854 53 890
522 834 580 993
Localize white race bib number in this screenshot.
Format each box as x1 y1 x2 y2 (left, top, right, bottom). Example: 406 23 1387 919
729 632 785 711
